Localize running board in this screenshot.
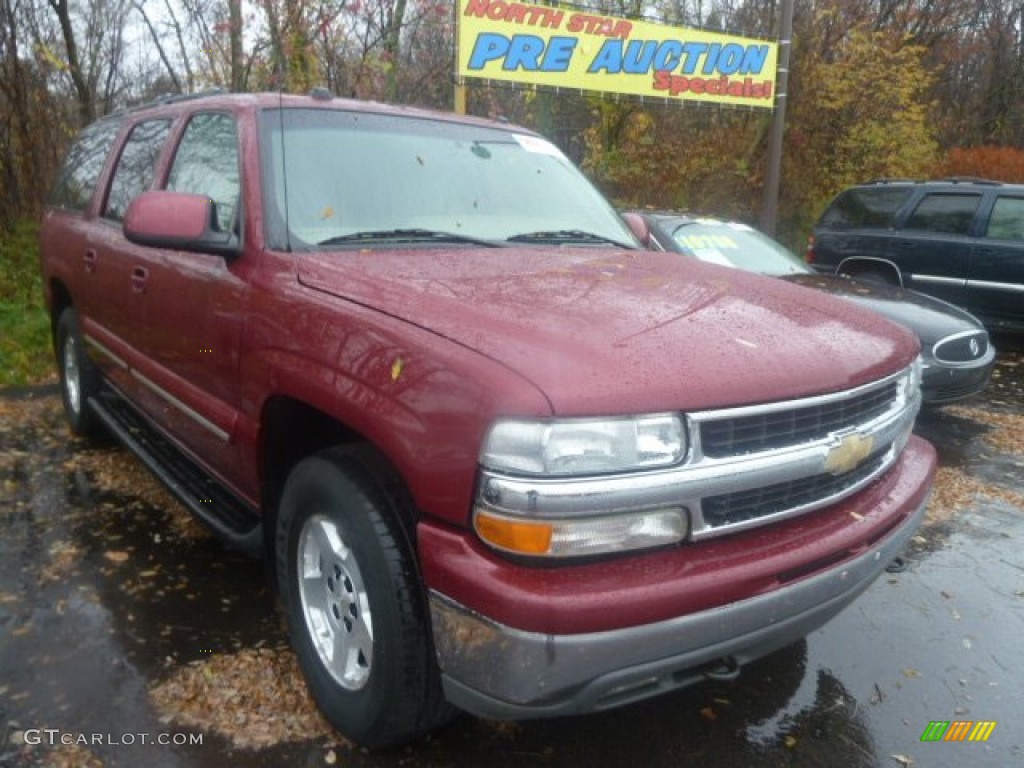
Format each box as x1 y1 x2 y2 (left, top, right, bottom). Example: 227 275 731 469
88 390 263 556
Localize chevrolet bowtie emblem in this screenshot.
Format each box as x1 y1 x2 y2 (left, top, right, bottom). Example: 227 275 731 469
824 432 874 475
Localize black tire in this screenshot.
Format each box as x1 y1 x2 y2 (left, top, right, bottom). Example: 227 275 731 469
56 308 103 438
275 446 454 748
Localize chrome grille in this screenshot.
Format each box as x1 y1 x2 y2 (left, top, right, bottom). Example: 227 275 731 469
702 452 888 529
475 362 921 550
933 331 988 364
700 382 899 459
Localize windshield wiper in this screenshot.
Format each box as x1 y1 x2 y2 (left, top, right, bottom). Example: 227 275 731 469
318 228 504 248
505 229 635 249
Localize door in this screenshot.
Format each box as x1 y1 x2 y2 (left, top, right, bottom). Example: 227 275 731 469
969 194 1024 328
888 191 981 306
84 118 173 394
133 111 252 493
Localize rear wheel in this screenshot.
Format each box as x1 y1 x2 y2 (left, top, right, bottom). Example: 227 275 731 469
275 446 453 748
56 308 103 438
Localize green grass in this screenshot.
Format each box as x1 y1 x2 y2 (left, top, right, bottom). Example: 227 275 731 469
0 219 55 387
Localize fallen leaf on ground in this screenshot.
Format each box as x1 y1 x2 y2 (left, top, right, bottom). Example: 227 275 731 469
150 647 337 749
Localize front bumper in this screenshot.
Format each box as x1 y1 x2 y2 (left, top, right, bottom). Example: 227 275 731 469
423 436 935 720
921 354 996 404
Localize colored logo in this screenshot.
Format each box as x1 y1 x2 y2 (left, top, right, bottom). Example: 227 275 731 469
824 432 874 475
920 721 997 742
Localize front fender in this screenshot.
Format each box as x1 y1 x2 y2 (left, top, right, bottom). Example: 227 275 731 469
240 316 551 527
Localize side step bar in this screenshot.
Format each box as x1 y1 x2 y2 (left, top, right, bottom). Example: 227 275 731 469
89 390 263 556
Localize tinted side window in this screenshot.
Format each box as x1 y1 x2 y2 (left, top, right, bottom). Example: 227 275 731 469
104 119 172 222
48 121 121 212
166 113 240 233
820 187 913 228
984 196 1024 240
904 193 981 235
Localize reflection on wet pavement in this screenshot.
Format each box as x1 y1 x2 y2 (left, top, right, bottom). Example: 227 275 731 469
1 346 1022 768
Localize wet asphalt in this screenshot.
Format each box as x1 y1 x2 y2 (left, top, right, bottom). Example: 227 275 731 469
1 338 1022 768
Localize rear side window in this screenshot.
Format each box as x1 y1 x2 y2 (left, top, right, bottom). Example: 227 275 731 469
166 113 240 233
819 187 913 229
904 193 981 235
104 119 172 222
48 121 120 212
984 196 1024 240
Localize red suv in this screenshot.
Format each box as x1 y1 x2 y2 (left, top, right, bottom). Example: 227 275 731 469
40 91 936 747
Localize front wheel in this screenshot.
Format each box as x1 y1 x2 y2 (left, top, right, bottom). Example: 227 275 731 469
275 447 453 748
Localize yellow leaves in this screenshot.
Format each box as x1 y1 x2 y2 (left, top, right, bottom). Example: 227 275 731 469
103 550 131 564
150 647 338 749
790 24 939 206
36 43 69 72
926 466 1024 525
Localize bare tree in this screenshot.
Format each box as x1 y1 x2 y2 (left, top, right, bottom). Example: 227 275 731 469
135 0 184 92
47 0 95 122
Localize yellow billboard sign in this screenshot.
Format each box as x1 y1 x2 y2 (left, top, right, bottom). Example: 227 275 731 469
457 1 778 109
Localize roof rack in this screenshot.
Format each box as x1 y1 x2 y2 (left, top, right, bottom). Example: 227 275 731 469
933 176 1003 186
151 88 226 106
864 176 1006 187
122 88 228 115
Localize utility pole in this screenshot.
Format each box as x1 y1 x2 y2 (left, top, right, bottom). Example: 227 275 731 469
759 0 794 237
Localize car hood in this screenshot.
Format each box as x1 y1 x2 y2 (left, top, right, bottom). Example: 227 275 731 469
298 248 919 416
780 273 984 346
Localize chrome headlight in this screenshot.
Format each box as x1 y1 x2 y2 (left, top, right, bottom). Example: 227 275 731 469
474 507 689 558
475 414 689 557
480 414 686 476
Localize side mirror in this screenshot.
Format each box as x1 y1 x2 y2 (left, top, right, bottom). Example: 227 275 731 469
124 190 240 258
620 212 652 247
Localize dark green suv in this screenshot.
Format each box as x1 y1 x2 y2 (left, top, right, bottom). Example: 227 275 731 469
807 179 1024 332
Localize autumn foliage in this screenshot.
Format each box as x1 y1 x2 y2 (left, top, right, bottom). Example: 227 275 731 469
3 0 1024 245
935 147 1024 183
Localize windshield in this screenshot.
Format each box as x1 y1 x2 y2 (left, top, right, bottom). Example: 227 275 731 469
260 108 637 250
668 220 809 276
